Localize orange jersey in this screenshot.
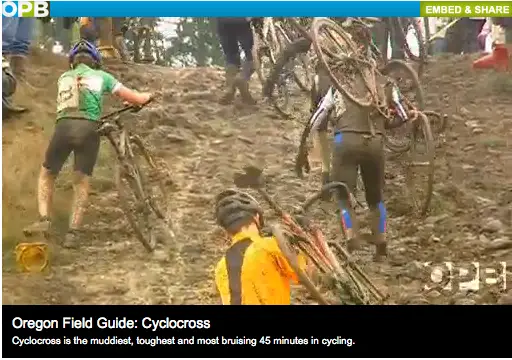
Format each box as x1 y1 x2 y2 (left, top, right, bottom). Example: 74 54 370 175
215 229 307 305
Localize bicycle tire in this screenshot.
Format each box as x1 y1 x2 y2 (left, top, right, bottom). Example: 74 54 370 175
255 25 281 88
380 59 425 154
407 112 435 216
300 183 387 304
396 17 426 78
131 135 176 243
263 37 311 99
423 110 448 136
310 17 373 108
295 111 315 178
115 159 157 252
275 24 312 92
272 224 330 305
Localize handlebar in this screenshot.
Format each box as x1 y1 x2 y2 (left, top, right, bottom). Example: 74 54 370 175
100 97 154 122
97 97 154 135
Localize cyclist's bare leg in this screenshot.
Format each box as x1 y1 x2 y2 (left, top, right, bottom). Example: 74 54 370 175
63 171 90 248
69 171 90 230
23 167 55 236
62 120 100 248
38 167 55 220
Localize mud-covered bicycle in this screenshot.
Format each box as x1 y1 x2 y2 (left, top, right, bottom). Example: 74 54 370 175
253 18 312 117
98 103 175 252
234 165 387 305
267 18 442 215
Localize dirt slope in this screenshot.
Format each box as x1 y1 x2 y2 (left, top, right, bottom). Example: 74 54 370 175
2 51 512 305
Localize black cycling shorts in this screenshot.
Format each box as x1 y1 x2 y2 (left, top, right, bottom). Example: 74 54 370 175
43 119 100 176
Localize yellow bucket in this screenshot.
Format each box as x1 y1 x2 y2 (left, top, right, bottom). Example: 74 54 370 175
15 243 49 272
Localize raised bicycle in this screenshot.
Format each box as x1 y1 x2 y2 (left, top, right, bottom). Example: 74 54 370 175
234 165 387 305
97 103 175 252
288 18 438 215
253 18 312 117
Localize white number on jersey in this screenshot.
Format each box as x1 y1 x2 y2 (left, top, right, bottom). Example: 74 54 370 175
56 76 79 112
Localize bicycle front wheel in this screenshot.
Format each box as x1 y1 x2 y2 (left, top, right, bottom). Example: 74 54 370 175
115 137 175 252
115 159 158 252
311 17 373 108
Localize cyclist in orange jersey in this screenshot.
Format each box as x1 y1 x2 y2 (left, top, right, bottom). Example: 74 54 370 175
213 189 309 305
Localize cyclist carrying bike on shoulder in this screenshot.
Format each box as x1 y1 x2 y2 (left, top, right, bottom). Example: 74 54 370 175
23 39 153 248
306 65 391 261
214 189 311 305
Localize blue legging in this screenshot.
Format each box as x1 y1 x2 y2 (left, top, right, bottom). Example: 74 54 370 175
2 18 34 56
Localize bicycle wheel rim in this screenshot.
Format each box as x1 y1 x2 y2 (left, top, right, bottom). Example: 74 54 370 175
263 37 311 100
311 17 372 108
396 17 426 77
132 136 176 242
407 112 435 216
381 59 425 153
272 225 331 305
115 162 157 252
276 24 312 92
271 81 292 118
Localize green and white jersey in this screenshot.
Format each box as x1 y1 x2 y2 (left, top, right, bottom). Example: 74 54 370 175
56 64 122 122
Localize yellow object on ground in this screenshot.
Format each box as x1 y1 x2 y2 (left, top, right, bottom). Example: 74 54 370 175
15 243 49 272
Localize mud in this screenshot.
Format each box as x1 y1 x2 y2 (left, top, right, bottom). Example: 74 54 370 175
2 50 512 305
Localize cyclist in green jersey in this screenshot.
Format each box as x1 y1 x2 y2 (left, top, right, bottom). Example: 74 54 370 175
23 40 153 248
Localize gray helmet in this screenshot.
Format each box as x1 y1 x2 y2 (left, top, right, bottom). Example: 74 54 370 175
214 189 263 230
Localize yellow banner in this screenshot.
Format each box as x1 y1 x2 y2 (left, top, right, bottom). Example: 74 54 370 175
420 1 512 17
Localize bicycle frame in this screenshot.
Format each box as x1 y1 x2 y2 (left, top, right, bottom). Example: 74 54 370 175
98 106 149 203
261 18 279 45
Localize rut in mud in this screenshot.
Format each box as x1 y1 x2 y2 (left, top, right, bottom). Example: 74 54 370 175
2 51 512 305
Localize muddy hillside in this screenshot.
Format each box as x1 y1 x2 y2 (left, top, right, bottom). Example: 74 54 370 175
3 51 512 305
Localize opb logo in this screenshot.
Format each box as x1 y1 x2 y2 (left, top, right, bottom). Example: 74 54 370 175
423 261 507 292
2 1 49 18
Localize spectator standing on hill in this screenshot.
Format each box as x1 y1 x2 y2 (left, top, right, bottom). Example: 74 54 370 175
2 17 35 79
80 17 98 43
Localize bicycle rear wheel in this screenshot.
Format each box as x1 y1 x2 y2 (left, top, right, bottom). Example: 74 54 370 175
272 224 331 305
406 112 435 216
380 59 424 153
311 17 373 108
396 17 427 78
301 182 387 304
255 26 282 88
275 24 312 92
256 31 293 117
131 135 176 242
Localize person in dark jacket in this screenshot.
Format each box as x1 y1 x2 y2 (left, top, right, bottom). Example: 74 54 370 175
216 18 258 105
2 56 26 118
